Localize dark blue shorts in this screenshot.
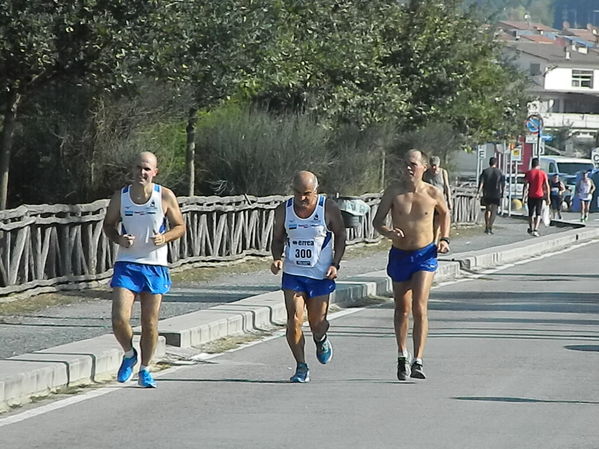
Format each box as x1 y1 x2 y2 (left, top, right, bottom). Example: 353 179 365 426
110 261 171 295
386 243 438 283
282 273 335 299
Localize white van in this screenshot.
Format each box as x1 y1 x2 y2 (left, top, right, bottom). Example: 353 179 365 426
539 156 594 205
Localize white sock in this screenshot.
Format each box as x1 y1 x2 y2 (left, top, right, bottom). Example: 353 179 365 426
398 349 409 358
139 365 149 372
124 349 135 359
414 358 423 365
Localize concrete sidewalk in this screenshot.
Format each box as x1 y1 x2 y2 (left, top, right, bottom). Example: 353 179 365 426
1 217 598 412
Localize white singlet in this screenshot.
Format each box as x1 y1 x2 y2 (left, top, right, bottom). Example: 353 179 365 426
115 184 169 266
283 195 333 279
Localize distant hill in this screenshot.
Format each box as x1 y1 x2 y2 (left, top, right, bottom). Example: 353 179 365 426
467 0 555 26
554 0 599 28
469 0 598 29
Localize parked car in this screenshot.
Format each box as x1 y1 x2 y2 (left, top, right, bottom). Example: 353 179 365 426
539 156 594 208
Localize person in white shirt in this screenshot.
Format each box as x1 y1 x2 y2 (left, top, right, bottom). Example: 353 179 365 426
270 171 346 383
103 152 185 388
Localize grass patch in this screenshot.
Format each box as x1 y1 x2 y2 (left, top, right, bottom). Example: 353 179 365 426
0 293 94 316
195 331 275 354
344 295 391 308
171 257 269 283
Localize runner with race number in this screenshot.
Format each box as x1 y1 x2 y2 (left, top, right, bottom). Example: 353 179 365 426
270 171 346 383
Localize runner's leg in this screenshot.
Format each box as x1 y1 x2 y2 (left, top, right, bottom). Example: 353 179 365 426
139 292 162 366
112 288 136 351
285 290 307 363
305 294 330 342
393 281 412 355
411 271 435 360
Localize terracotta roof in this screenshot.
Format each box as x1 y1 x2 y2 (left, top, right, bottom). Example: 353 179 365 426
563 28 598 43
522 35 555 44
505 41 599 66
498 20 558 32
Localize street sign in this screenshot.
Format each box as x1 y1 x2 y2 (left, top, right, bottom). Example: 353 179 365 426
592 148 599 167
477 145 486 160
541 134 553 142
525 134 537 143
525 114 543 134
511 146 522 162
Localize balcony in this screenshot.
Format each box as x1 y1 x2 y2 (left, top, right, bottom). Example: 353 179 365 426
543 112 599 130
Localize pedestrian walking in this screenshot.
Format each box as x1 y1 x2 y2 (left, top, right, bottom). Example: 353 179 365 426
270 171 346 383
103 152 186 388
423 155 452 242
549 174 565 220
576 170 595 222
478 156 504 234
373 149 450 381
522 157 549 237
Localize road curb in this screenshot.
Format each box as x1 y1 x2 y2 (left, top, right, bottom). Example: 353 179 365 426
0 335 165 413
445 226 599 270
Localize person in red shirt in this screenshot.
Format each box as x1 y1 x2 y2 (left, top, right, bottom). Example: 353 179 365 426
522 157 550 237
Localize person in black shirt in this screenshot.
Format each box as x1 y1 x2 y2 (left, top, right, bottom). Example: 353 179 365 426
549 174 565 220
478 157 504 234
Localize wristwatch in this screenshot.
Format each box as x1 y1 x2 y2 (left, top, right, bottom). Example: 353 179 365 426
440 237 450 244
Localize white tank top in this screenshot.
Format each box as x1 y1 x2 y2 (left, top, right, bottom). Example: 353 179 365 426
283 195 333 279
115 184 169 266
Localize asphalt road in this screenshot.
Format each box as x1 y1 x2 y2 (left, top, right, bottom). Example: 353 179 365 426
2 234 598 448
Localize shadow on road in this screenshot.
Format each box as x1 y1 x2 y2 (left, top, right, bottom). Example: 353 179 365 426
454 396 599 405
564 344 599 352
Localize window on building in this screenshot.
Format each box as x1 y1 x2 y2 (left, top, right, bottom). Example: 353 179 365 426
571 70 593 88
530 63 541 76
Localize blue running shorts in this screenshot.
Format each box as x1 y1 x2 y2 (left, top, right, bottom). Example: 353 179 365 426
110 261 171 295
282 273 335 299
386 243 438 283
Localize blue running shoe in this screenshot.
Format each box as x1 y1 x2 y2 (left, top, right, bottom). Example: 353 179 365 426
138 369 157 388
315 335 333 364
290 363 310 383
117 349 138 383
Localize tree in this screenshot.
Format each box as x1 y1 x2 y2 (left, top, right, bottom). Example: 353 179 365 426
0 0 170 208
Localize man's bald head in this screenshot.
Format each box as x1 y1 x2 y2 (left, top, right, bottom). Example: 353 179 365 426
136 151 158 169
292 171 319 192
405 149 427 166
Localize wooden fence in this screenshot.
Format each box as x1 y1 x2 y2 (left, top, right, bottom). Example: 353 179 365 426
0 189 478 297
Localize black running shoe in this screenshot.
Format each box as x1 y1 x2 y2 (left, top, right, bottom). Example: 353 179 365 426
397 355 411 381
410 361 426 379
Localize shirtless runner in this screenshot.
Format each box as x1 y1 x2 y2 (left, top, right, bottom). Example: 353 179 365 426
373 149 450 381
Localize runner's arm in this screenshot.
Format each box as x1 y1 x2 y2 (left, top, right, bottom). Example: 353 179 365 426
158 188 186 245
373 186 404 239
325 199 346 269
103 191 127 246
271 201 287 259
433 187 451 253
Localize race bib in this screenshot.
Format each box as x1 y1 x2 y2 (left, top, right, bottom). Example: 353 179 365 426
288 239 318 267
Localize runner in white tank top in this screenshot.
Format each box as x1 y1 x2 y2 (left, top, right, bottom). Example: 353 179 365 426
116 184 169 266
283 194 333 279
270 171 346 383
103 152 185 388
